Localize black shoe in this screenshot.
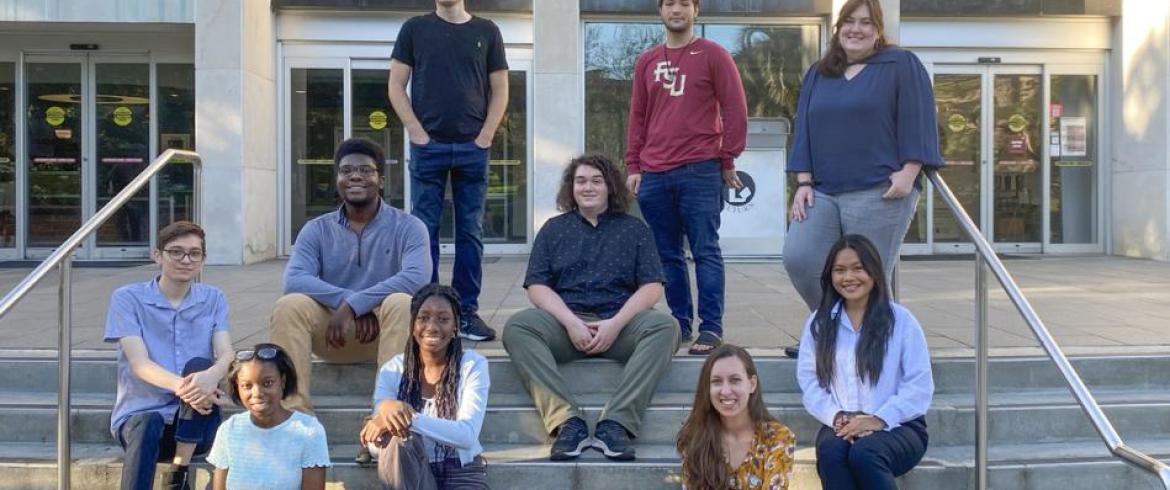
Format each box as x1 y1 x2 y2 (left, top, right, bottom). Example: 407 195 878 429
592 419 636 461
459 312 497 341
549 417 591 461
162 466 190 490
784 343 800 358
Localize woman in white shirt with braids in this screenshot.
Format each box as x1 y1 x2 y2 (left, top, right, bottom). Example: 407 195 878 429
360 284 491 490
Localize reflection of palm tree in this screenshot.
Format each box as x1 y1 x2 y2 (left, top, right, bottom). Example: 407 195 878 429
731 27 803 120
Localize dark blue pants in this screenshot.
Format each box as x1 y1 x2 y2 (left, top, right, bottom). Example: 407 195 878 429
410 140 489 313
814 416 928 490
636 159 725 338
116 358 221 490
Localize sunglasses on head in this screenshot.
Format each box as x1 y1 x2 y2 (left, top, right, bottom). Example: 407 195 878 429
235 347 279 362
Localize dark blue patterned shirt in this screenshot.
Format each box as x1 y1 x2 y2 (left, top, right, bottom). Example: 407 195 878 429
523 211 665 319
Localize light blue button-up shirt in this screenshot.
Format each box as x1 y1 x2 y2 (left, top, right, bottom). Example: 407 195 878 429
103 279 230 437
796 302 934 431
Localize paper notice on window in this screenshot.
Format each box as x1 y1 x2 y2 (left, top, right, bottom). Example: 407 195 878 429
1059 117 1087 157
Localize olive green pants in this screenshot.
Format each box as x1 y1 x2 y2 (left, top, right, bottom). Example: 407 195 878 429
502 308 680 436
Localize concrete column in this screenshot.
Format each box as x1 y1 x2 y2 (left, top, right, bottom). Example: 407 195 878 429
1113 0 1170 260
194 0 278 265
531 0 582 230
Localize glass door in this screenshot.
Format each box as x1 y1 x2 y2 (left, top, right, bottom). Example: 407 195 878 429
24 54 159 260
283 51 533 253
930 64 1045 253
25 57 85 253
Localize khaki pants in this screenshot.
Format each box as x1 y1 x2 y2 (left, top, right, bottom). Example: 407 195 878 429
270 293 412 414
501 308 680 436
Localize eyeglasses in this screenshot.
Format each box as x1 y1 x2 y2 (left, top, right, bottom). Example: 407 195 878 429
236 347 279 362
162 248 205 262
338 165 378 177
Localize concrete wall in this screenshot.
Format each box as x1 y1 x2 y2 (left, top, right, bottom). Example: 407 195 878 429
0 0 193 23
195 0 278 265
1113 0 1170 261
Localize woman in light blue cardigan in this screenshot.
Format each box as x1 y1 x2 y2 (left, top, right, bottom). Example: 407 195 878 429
360 284 491 490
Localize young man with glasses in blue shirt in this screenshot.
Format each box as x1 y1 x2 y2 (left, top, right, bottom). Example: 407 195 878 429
104 221 234 490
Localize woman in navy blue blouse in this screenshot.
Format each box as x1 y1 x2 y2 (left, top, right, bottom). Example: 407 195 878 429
782 0 943 317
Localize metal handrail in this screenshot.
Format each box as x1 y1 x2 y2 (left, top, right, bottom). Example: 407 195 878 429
0 149 202 490
925 169 1170 490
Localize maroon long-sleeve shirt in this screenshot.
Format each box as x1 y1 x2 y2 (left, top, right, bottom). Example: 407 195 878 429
625 38 748 175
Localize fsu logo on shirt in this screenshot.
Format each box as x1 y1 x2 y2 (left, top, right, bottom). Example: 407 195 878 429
653 61 686 97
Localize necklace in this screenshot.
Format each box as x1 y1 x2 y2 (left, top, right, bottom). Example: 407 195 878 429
660 35 696 83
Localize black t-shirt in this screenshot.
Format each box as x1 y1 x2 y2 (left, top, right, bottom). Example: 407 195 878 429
391 13 508 143
523 212 665 319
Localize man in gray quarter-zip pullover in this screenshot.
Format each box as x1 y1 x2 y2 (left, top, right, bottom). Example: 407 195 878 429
271 138 431 415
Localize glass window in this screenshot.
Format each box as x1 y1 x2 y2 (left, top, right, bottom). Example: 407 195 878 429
157 63 196 228
584 22 820 169
583 23 660 164
26 62 83 248
0 62 13 248
290 68 343 241
95 63 151 247
1049 74 1097 244
351 69 406 209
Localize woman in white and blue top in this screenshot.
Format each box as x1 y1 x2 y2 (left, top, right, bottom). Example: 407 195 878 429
207 344 331 490
796 234 934 490
360 284 491 490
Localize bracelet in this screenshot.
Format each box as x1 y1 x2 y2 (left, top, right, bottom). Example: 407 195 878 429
796 181 814 188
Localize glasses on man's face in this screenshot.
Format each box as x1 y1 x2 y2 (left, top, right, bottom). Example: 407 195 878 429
236 347 279 362
163 248 205 263
338 165 378 177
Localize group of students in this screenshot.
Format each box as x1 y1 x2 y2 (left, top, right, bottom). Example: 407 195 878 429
104 0 946 488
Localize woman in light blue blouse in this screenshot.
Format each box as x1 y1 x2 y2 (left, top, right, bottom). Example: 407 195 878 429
783 0 943 317
797 234 934 490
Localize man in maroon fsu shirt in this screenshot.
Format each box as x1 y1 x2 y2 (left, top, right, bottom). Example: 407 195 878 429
625 0 748 355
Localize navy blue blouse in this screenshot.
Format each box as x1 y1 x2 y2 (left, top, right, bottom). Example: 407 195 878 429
787 47 944 195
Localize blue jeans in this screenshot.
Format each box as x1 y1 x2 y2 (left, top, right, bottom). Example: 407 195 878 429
410 140 489 313
814 416 928 490
116 358 221 490
636 159 725 338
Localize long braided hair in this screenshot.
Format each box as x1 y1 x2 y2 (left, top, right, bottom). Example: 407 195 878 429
396 284 465 462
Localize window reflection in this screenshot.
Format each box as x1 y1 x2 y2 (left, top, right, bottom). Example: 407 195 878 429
95 63 150 247
290 68 343 241
1049 75 1097 245
157 64 196 228
0 63 13 248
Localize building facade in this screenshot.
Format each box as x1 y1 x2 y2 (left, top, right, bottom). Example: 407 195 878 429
0 0 1166 264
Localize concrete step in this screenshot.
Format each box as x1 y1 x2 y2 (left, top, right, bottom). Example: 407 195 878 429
4 354 1170 397
2 438 1168 490
5 392 1170 448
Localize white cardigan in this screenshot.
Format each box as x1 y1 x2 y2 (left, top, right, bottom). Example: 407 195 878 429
373 350 490 465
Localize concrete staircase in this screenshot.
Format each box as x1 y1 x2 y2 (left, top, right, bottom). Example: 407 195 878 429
1 352 1168 489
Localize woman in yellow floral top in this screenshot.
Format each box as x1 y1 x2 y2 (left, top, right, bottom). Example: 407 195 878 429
677 344 796 489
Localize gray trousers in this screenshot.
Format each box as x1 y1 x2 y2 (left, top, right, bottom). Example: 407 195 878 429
782 185 919 311
378 436 489 490
501 308 680 436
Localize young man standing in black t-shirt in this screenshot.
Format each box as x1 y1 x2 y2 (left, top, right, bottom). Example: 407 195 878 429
388 0 508 342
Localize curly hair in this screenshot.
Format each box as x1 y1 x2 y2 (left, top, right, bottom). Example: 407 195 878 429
554 154 630 214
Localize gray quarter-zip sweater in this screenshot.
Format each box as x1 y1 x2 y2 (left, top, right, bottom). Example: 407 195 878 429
284 200 431 315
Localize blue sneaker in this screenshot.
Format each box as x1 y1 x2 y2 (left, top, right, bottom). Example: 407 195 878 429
592 419 635 461
550 417 591 461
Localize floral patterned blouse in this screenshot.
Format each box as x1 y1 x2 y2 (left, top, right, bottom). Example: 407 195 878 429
682 420 797 490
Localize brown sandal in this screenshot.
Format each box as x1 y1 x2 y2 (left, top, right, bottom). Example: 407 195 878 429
688 331 722 356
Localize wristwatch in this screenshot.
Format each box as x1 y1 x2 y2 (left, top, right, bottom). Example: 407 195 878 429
796 180 814 188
